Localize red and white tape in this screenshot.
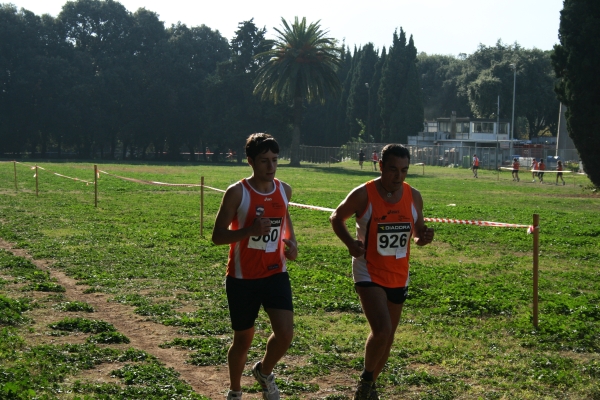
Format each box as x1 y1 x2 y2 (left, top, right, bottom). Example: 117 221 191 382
201 185 534 233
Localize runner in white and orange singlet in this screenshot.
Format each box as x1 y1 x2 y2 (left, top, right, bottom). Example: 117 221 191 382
330 144 434 400
212 133 297 400
531 158 539 182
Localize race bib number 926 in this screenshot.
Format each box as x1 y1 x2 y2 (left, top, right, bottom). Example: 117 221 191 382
377 222 411 258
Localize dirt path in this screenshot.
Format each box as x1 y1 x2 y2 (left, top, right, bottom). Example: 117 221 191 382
0 238 353 399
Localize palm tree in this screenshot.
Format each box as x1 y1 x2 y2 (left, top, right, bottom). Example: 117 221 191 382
254 17 342 166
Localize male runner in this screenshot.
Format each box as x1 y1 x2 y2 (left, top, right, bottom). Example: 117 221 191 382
556 160 565 185
330 144 434 400
212 133 298 400
531 158 539 182
372 151 379 171
538 159 545 183
359 149 366 169
472 154 479 178
512 158 520 182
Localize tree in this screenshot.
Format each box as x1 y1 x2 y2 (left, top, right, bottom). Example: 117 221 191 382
346 43 378 139
378 29 424 144
204 19 270 161
368 47 386 143
254 17 342 166
418 53 470 119
552 0 600 186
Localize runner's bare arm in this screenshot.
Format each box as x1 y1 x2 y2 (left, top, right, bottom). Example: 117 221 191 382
211 183 271 245
330 185 368 258
411 187 434 246
281 182 298 261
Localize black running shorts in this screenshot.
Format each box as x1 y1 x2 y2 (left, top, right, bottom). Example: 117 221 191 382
355 281 409 304
226 272 293 331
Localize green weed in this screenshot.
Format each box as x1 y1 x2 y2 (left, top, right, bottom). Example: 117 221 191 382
49 317 116 333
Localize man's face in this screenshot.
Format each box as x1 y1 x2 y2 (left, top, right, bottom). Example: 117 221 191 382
248 150 278 182
379 155 409 191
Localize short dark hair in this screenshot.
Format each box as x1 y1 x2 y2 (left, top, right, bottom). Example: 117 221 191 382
245 133 279 160
381 144 410 165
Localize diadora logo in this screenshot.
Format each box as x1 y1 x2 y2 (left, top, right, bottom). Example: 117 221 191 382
387 210 399 214
264 197 272 201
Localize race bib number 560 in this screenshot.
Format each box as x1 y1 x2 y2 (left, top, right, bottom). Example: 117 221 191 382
377 222 411 258
249 218 282 253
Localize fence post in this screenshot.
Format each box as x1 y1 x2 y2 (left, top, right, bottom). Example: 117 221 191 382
533 213 540 329
35 165 39 197
13 161 17 191
200 176 204 237
94 165 98 207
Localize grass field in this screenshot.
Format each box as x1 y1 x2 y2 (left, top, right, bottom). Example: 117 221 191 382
0 159 599 399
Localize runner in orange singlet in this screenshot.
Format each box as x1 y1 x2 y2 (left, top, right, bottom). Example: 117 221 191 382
472 154 480 178
372 150 379 171
556 160 565 185
330 144 434 400
538 159 546 183
531 158 539 182
212 133 298 400
512 158 520 182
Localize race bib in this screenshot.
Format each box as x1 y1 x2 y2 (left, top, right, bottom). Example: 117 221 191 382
377 222 411 258
248 218 282 253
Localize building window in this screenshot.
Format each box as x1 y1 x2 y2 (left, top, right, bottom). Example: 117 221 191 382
457 122 469 133
438 122 450 132
472 122 494 133
498 123 508 134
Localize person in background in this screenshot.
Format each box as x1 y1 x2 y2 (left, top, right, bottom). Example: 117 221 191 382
531 158 539 182
556 160 565 185
212 133 298 400
372 151 379 171
329 144 434 400
359 149 365 170
512 158 520 182
538 159 545 183
472 154 479 178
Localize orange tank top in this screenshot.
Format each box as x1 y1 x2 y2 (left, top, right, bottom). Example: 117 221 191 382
227 178 289 279
353 180 417 288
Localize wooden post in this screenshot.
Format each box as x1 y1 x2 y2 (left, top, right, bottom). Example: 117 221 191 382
13 161 17 191
200 176 204 237
422 163 425 175
533 213 540 329
35 165 39 197
94 165 98 208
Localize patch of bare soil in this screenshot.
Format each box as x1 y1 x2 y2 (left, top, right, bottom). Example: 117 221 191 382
0 238 355 399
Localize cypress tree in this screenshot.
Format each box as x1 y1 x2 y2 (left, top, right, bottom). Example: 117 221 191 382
369 47 386 143
552 0 600 186
378 28 423 144
346 43 378 140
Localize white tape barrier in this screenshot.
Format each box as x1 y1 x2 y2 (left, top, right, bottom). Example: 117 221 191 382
16 164 535 234
201 185 534 233
98 170 202 187
16 161 94 185
500 167 571 174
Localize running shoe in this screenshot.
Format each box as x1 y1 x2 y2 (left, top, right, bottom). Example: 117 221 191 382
353 379 379 400
227 390 242 400
252 362 280 400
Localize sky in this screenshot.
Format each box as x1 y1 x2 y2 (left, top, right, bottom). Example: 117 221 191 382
6 0 564 56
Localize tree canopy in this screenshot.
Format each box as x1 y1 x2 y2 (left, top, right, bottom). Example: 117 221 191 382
253 17 342 166
552 0 600 187
0 1 565 161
